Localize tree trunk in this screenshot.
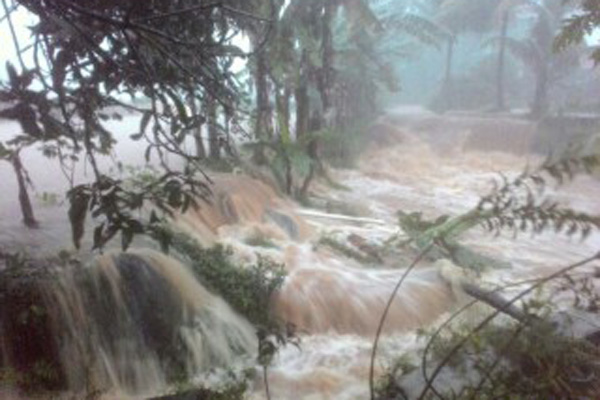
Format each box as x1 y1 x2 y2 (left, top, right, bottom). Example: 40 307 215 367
188 90 205 159
495 11 509 111
443 38 455 111
295 50 310 139
249 31 271 164
276 86 291 136
255 45 271 140
207 97 220 160
319 1 335 126
224 108 231 149
284 155 293 195
299 163 315 201
531 63 548 119
462 282 531 323
283 87 291 133
194 128 206 159
11 152 38 228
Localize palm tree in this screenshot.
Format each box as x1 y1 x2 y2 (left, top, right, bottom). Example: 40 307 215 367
247 0 446 196
434 0 496 110
489 0 553 112
493 1 526 110
490 0 536 111
335 0 446 120
485 0 577 118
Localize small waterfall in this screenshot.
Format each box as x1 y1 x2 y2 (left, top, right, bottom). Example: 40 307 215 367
0 250 256 398
175 174 311 246
170 174 457 337
167 175 456 337
274 247 455 336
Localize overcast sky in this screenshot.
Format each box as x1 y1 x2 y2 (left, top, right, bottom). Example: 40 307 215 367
0 7 37 80
1 5 599 82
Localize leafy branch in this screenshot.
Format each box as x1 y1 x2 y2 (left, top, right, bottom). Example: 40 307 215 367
476 153 600 239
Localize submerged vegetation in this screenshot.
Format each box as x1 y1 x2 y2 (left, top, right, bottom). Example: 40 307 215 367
170 232 286 330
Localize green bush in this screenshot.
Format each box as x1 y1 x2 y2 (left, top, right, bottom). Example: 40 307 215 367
170 233 286 330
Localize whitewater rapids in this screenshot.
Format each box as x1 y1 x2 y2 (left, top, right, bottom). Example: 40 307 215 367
1 108 599 399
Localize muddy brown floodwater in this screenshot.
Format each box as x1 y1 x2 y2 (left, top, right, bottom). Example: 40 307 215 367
0 107 599 399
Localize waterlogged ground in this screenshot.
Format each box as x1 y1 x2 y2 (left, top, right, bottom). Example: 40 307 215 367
1 108 599 399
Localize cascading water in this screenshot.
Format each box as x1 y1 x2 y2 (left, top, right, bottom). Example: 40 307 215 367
274 247 455 335
0 250 256 398
1 109 599 399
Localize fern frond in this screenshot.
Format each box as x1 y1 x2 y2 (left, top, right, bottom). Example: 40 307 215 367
342 0 384 36
476 153 600 239
483 36 541 68
555 8 600 64
386 13 450 49
405 151 600 248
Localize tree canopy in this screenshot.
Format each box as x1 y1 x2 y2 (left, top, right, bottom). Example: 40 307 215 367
555 0 600 64
0 0 445 251
0 0 275 250
1 0 597 251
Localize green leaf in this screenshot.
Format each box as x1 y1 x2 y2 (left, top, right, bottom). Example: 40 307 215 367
93 223 104 250
144 144 154 162
121 228 134 251
140 111 152 134
0 142 12 159
166 89 188 125
6 62 18 88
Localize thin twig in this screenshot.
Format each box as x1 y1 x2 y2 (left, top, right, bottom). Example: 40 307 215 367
420 270 600 400
369 242 435 400
222 5 274 23
0 0 17 24
263 365 271 400
416 251 600 400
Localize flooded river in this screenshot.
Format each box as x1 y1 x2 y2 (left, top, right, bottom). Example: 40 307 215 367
0 108 599 399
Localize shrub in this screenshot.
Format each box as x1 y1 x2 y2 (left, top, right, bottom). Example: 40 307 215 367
170 233 286 330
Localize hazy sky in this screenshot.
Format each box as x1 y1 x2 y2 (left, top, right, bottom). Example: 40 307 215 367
1 4 599 82
0 7 37 80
